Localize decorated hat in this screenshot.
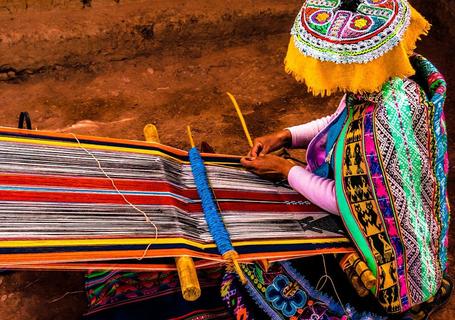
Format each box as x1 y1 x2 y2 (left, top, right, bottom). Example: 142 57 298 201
285 0 430 96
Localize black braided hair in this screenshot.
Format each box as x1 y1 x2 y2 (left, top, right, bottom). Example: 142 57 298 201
339 0 362 12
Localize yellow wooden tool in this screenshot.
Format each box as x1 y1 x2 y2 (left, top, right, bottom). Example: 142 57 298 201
342 261 370 297
175 255 201 301
144 124 201 302
227 92 253 148
340 252 376 290
226 93 271 272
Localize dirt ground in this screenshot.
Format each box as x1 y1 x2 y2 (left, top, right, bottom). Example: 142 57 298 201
0 3 453 320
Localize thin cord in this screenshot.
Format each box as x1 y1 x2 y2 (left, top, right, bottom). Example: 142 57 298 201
48 290 85 303
70 133 158 260
316 255 349 316
23 277 41 289
316 265 329 290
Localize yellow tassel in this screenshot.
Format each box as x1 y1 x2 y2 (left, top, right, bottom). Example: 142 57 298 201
284 5 431 96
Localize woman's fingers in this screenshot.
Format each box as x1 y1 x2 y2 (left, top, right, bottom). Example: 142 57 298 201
258 144 269 157
250 141 263 157
251 141 272 157
250 131 286 157
240 156 256 169
241 155 270 172
241 155 293 179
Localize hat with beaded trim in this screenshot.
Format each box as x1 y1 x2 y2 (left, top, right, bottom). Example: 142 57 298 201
285 0 430 96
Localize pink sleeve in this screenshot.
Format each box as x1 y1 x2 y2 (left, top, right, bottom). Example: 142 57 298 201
287 115 332 148
287 166 339 215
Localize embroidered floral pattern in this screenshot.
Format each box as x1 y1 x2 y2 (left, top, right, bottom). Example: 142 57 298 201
265 275 307 317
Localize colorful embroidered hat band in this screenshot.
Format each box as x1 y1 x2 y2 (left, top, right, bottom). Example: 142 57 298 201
285 0 431 96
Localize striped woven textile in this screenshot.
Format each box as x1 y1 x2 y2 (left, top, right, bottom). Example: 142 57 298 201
0 127 352 271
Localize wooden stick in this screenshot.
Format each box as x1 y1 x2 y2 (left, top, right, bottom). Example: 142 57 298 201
186 125 196 149
227 93 271 271
144 124 201 302
227 92 253 148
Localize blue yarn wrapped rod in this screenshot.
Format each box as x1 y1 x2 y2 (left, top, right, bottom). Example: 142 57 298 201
188 147 234 255
188 146 246 284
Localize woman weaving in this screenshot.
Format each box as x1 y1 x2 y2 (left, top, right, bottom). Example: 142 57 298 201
237 0 451 318
83 0 450 319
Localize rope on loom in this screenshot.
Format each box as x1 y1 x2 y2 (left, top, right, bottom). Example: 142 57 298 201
189 147 233 254
48 290 85 303
186 126 245 283
316 255 348 316
70 133 158 260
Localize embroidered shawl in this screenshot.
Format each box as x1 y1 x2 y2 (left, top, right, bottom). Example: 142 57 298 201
334 54 449 313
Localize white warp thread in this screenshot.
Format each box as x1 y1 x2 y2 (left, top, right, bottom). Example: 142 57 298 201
71 133 158 260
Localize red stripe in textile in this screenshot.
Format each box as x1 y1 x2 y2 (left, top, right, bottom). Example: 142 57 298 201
0 173 310 203
0 190 319 213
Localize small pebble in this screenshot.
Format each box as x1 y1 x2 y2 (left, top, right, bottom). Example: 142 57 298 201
1 294 7 302
146 68 154 75
7 71 15 78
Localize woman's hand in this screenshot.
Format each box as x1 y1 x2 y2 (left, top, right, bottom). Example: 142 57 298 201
240 154 295 180
249 130 292 157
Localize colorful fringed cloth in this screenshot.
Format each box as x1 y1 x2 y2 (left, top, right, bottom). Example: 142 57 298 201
333 55 449 313
0 127 352 271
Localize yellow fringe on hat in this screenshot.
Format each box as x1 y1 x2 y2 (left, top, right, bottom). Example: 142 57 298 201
284 6 430 96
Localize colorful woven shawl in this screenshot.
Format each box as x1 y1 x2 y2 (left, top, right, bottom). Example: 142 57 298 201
334 54 449 313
